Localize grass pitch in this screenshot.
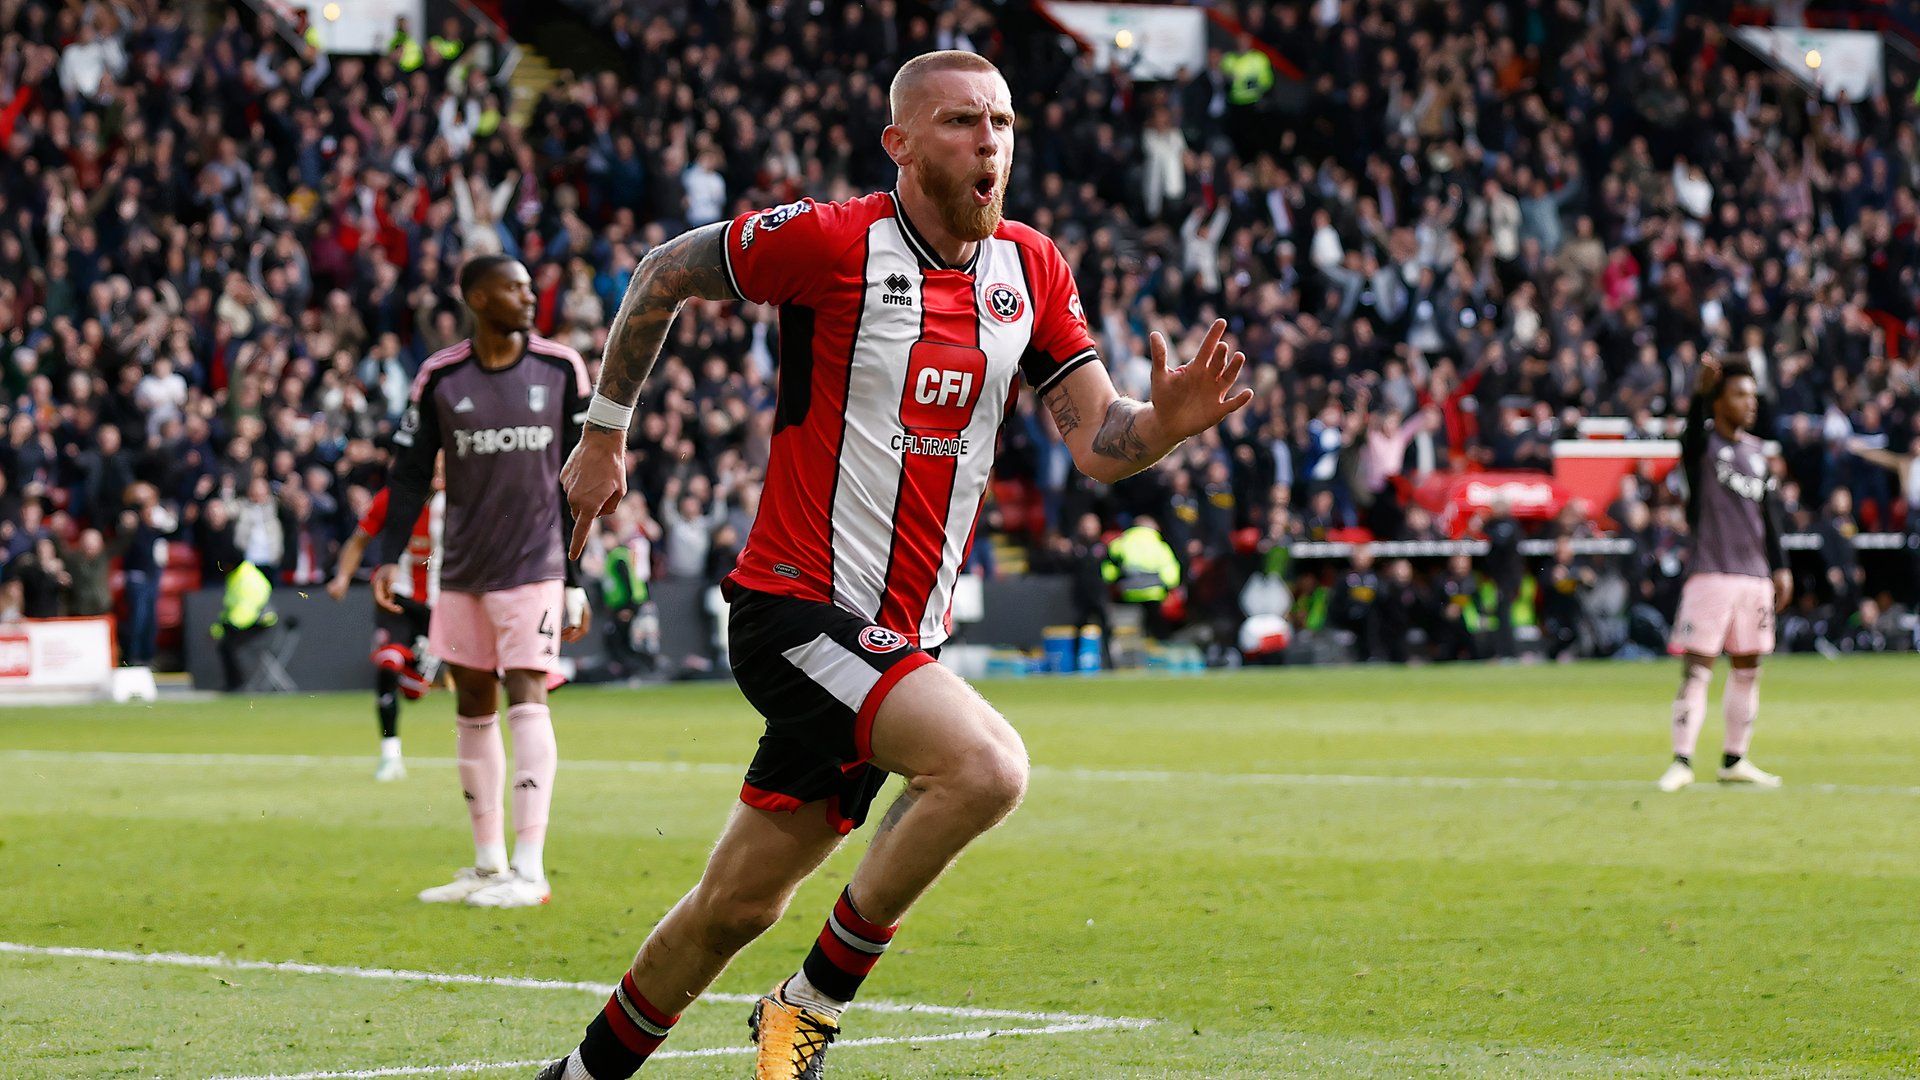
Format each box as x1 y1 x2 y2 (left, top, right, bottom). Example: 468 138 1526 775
4 656 1919 1077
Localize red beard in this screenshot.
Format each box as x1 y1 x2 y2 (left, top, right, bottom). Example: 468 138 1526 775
917 157 1005 242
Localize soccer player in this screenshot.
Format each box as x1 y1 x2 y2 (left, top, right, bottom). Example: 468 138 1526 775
1659 356 1792 792
328 460 447 781
540 50 1252 1080
372 254 593 907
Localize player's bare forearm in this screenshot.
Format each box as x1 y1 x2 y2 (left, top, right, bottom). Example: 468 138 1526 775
1085 397 1175 481
335 530 371 580
1850 445 1905 473
589 222 736 432
1043 320 1249 484
1045 385 1173 484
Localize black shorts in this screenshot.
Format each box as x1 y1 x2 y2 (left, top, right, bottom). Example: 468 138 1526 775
374 595 433 659
726 586 936 835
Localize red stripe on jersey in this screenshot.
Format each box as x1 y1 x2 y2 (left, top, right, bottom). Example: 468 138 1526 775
726 238 871 603
877 272 981 642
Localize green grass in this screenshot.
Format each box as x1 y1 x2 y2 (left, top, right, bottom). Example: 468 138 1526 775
4 656 1920 1078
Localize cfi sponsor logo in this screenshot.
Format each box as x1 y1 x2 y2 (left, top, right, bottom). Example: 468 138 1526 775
982 283 1025 323
858 626 909 653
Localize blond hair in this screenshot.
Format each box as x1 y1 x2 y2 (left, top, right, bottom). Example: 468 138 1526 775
889 50 1003 122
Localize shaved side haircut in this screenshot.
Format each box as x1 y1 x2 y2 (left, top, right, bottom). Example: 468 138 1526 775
888 50 1002 121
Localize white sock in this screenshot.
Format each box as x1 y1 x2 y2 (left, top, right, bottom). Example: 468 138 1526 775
381 736 402 760
475 841 508 874
512 839 544 883
781 970 849 1020
561 1048 593 1080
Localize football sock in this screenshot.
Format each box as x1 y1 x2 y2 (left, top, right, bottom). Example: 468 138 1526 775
1722 752 1743 768
1671 665 1711 758
376 670 401 739
455 712 507 870
793 886 898 1015
1723 666 1760 757
381 736 402 761
573 970 679 1079
1672 754 1691 767
507 702 556 881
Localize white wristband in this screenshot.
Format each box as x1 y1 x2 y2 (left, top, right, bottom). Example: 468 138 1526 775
584 393 635 431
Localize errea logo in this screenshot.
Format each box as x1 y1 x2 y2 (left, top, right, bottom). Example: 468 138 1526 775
883 273 914 307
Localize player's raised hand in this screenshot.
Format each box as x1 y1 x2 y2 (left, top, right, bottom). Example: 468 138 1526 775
1695 354 1722 394
563 428 627 560
1149 319 1254 441
371 564 403 614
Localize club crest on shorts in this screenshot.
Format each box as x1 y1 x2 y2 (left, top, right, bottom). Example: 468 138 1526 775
858 626 908 653
528 384 548 412
982 283 1025 324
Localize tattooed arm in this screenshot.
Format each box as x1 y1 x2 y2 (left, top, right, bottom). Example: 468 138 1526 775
1040 320 1252 485
564 221 738 556
585 221 740 432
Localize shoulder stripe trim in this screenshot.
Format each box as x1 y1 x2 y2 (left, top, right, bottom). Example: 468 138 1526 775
1033 348 1099 395
527 334 591 396
410 339 473 400
720 218 748 301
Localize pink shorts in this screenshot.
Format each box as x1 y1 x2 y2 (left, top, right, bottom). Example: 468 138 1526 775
1669 573 1776 657
429 579 565 675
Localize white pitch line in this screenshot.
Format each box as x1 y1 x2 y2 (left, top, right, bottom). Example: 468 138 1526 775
208 1025 1126 1080
7 748 1920 796
0 942 1155 1029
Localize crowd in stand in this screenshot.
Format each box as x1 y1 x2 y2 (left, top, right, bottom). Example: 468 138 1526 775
1 0 1916 668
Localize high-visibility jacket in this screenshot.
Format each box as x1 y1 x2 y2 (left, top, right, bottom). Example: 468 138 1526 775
391 31 424 72
211 561 277 638
1222 49 1273 107
1102 526 1181 602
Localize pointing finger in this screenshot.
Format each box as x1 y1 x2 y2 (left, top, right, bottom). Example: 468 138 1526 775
568 511 593 561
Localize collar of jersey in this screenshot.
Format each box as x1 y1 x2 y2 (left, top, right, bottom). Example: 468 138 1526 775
889 189 981 275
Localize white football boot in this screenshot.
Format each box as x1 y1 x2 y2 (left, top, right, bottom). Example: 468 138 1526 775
1657 760 1695 792
417 866 512 904
375 757 407 782
465 871 551 908
1717 758 1782 788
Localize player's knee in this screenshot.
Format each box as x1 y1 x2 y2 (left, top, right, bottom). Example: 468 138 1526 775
952 735 1028 821
692 886 785 953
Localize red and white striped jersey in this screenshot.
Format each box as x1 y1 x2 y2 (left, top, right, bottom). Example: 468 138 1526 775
358 488 444 603
721 191 1098 647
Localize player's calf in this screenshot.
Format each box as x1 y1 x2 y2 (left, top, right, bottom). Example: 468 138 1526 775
686 880 789 957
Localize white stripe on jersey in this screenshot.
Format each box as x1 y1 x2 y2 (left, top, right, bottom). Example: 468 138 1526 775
830 219 916 619
780 633 883 713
